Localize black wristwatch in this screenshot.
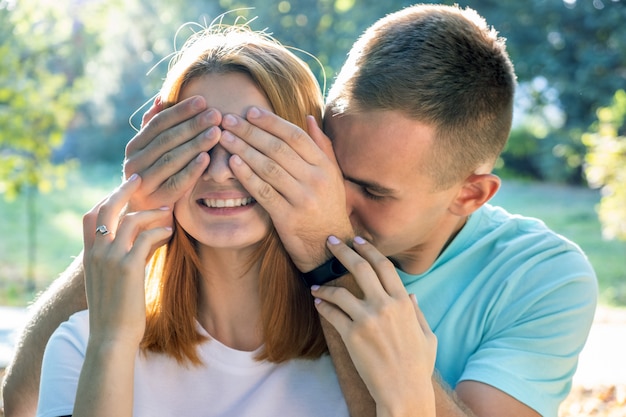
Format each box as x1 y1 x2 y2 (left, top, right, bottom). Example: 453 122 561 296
300 257 348 287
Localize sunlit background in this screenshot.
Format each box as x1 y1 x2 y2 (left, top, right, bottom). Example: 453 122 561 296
1 0 625 413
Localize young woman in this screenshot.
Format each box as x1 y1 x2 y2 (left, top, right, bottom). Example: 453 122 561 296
36 24 436 417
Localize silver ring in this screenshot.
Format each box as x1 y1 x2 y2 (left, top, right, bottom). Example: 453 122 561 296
95 225 110 236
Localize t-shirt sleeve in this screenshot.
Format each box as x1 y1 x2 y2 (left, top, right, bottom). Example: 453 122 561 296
36 310 89 417
458 249 597 417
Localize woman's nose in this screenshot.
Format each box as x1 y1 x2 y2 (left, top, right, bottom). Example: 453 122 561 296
202 144 235 183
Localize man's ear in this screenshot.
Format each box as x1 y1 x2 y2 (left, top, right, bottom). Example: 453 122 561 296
449 173 500 216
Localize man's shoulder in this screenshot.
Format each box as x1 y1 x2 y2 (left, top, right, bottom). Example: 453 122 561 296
470 205 597 291
476 204 585 253
449 204 596 285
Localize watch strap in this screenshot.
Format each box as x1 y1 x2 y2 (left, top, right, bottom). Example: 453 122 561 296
300 257 348 287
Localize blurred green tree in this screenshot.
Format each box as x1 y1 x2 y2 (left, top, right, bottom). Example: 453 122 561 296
465 0 626 183
0 0 86 290
0 0 78 200
5 0 625 185
53 0 229 164
55 0 405 164
583 90 626 240
73 0 626 185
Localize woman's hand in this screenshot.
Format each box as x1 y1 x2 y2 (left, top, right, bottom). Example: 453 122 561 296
311 236 437 417
82 174 173 348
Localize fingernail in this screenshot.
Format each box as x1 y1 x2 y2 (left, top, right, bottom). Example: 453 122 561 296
247 107 260 119
311 285 320 291
127 173 139 182
204 126 219 140
202 110 217 124
314 298 322 305
221 131 235 143
223 114 237 127
159 206 170 211
354 236 367 245
192 97 204 110
195 153 205 162
230 155 243 166
327 235 341 245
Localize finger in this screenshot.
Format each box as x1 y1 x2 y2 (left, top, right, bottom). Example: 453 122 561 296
126 226 173 264
83 193 113 251
325 236 385 299
220 111 340 215
90 174 142 243
222 109 324 167
137 125 218 195
220 114 303 189
124 109 221 181
312 296 354 336
311 284 366 323
141 95 162 127
410 294 435 338
224 142 296 213
307 115 336 163
352 236 407 298
109 207 172 259
126 96 208 155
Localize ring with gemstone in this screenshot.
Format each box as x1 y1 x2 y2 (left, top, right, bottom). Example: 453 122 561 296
95 225 110 236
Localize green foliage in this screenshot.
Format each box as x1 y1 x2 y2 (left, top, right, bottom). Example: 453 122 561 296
465 0 626 183
583 90 626 240
496 127 541 180
0 0 80 200
44 0 416 163
3 0 625 185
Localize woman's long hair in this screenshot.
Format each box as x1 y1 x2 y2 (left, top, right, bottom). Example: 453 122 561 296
140 25 327 365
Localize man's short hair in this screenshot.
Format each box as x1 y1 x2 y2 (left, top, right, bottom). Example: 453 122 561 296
326 4 517 189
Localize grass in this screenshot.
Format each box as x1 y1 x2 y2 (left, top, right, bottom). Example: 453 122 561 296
0 164 624 307
0 164 121 305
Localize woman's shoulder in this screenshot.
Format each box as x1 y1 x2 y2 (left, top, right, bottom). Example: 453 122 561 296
49 309 90 346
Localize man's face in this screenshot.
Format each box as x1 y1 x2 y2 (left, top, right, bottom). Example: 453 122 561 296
326 110 464 274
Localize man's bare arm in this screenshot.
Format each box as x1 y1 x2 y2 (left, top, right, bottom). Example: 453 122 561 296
2 254 87 417
320 275 376 417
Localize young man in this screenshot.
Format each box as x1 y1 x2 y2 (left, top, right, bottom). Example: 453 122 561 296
217 6 596 416
3 4 596 417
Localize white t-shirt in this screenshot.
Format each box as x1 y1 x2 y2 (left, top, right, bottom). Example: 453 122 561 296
37 310 349 417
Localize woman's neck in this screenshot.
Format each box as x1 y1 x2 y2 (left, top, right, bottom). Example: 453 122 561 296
195 246 263 351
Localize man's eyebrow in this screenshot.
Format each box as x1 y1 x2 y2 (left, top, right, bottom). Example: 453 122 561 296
343 174 396 195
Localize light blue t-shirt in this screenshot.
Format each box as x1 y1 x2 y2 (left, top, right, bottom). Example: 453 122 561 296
398 204 597 417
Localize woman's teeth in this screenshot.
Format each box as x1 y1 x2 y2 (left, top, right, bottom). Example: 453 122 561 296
200 197 255 208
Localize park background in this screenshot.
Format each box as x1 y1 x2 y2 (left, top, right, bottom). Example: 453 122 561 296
1 0 625 415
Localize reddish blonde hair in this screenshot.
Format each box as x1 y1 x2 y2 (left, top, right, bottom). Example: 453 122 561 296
140 25 326 364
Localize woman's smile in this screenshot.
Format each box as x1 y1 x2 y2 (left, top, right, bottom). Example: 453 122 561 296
198 196 256 208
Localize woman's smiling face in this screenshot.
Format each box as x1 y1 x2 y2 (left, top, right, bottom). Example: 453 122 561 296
174 72 273 252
